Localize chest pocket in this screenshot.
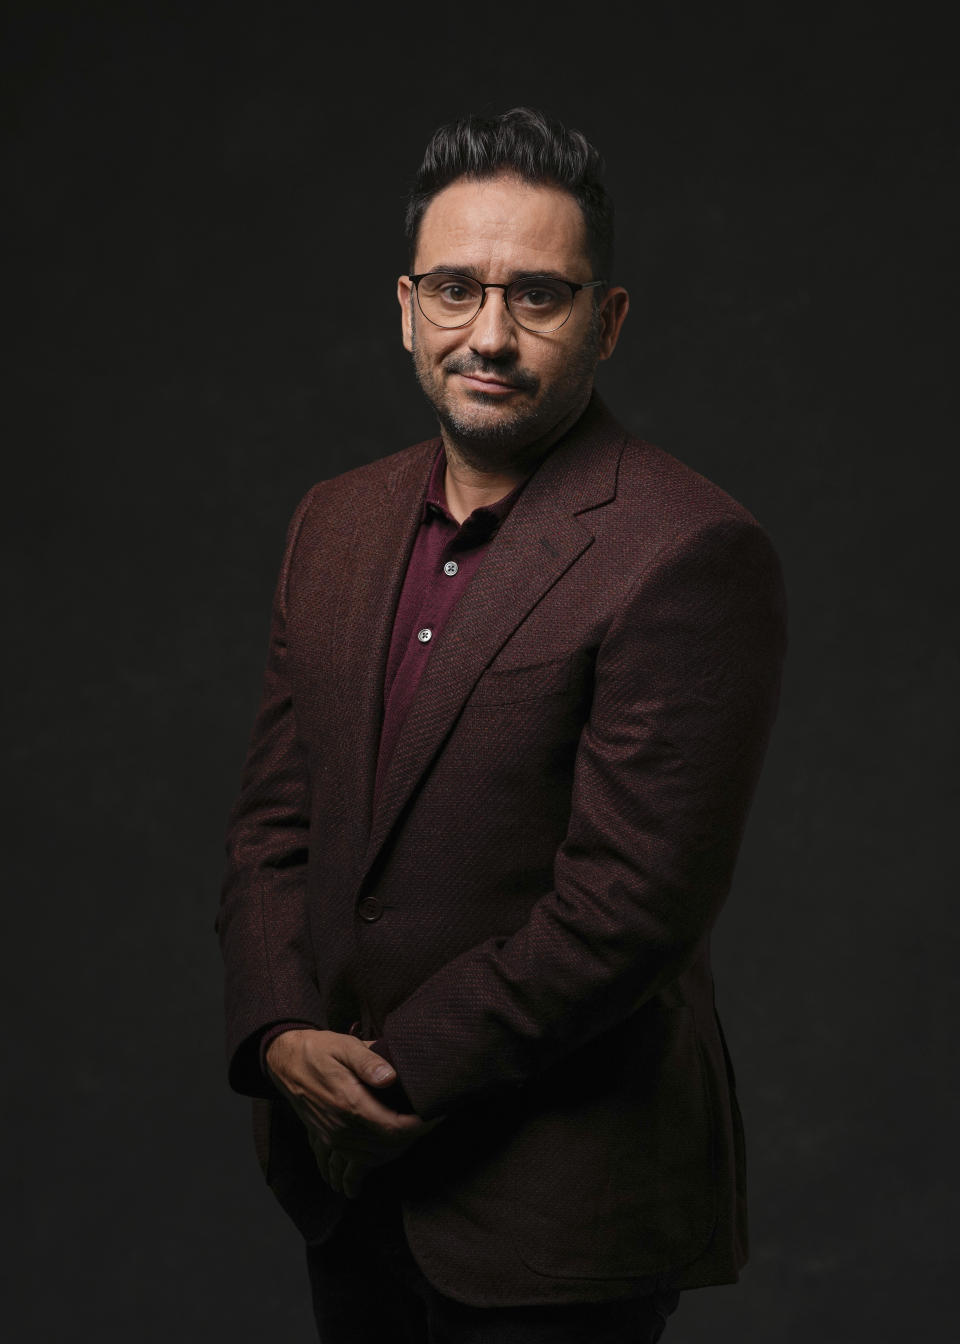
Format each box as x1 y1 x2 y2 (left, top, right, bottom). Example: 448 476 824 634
470 654 572 706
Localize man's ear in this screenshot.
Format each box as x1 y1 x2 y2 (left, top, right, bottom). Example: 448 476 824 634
597 286 630 361
397 275 414 353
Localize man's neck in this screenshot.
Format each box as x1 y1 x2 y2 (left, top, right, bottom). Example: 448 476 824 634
440 395 590 525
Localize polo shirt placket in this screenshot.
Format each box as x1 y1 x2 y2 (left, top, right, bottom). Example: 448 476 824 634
374 446 526 803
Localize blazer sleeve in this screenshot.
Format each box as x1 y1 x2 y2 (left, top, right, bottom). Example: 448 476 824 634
216 485 327 1098
377 516 788 1120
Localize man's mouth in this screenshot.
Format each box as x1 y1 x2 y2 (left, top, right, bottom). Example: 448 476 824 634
453 370 529 395
460 373 516 391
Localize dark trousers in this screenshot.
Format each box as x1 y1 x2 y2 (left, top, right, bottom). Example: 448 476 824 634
305 1191 680 1344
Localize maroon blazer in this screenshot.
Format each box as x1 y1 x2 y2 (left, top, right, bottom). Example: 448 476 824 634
217 394 786 1306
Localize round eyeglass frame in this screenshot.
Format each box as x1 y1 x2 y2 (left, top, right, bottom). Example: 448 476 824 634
407 272 606 334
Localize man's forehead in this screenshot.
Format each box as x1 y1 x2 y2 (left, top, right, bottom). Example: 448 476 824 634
414 173 590 274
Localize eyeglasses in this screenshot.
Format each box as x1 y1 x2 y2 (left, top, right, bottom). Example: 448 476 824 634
408 272 606 334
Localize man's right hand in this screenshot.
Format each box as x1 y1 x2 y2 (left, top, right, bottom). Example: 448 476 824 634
264 1028 435 1190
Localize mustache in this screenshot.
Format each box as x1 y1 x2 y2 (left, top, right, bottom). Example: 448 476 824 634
443 355 538 393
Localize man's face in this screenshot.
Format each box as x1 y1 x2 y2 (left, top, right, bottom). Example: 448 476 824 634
397 173 628 461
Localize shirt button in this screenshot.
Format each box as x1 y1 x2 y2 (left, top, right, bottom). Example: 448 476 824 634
417 627 432 643
358 897 382 922
443 560 459 576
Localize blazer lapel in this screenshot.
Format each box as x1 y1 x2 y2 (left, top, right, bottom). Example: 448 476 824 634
359 394 626 886
332 438 438 846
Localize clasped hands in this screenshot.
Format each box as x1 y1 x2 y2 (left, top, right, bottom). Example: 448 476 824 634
265 1028 442 1199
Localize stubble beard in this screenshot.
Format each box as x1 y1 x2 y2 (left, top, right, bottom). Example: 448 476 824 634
410 312 602 473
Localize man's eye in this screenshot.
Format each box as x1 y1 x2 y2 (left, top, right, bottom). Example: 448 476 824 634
440 284 472 302
513 284 564 309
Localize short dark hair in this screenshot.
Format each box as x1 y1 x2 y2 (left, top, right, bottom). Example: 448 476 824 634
405 107 614 281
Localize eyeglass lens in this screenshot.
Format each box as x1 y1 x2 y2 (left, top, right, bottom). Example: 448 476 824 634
416 274 575 332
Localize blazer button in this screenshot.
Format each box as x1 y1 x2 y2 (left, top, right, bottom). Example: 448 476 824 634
357 896 382 922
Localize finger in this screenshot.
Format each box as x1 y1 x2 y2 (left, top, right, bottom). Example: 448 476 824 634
301 1082 426 1140
333 1036 398 1091
322 1111 437 1156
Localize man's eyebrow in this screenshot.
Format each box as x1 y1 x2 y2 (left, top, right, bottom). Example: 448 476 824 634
417 264 485 279
419 264 573 282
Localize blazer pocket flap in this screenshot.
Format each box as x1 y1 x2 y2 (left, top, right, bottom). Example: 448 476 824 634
471 655 571 705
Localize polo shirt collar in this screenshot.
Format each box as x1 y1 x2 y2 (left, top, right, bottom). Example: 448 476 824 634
423 444 527 536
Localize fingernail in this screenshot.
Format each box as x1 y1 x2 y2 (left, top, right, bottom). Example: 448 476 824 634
371 1064 394 1082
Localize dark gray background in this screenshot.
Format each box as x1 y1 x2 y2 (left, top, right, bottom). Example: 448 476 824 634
4 1 956 1340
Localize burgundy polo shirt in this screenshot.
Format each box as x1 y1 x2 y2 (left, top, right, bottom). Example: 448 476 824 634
374 444 526 804
260 445 528 1107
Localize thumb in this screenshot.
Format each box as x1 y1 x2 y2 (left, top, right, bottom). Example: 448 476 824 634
347 1038 396 1087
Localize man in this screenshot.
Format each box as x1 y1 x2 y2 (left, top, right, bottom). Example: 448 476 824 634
218 108 786 1343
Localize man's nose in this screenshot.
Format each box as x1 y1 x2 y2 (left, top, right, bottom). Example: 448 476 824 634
468 289 518 359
